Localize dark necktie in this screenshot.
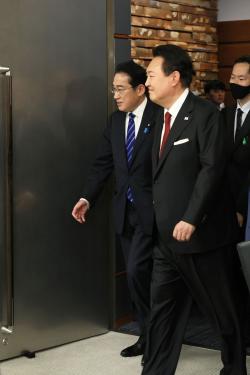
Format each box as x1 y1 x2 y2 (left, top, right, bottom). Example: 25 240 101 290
126 112 135 202
235 108 243 142
159 111 171 157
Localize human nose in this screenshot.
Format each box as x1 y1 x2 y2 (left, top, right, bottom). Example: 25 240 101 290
113 90 120 98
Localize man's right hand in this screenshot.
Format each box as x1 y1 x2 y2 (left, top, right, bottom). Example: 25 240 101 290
72 199 89 224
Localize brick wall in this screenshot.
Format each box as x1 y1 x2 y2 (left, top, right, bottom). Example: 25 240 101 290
130 0 218 95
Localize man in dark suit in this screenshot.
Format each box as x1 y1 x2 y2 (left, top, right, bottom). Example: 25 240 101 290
224 55 250 238
223 55 250 346
72 61 159 358
142 45 246 375
246 184 250 241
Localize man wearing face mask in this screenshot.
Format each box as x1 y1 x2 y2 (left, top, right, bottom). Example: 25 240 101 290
223 55 250 347
223 55 250 238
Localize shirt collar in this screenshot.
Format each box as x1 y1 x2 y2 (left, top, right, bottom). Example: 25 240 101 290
237 99 250 114
130 97 147 119
164 88 189 118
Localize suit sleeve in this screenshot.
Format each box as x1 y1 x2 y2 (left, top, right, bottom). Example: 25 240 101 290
81 117 114 206
182 108 226 225
237 181 249 217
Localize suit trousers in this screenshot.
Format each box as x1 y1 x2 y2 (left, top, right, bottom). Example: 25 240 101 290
119 202 153 338
142 242 246 375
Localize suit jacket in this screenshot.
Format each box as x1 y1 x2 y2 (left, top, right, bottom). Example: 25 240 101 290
246 185 250 241
152 92 237 254
223 106 250 218
82 99 160 235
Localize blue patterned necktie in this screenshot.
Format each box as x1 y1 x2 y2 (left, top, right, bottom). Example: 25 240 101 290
126 112 135 202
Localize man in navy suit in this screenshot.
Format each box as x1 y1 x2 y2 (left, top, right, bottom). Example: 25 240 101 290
72 61 159 358
141 45 246 375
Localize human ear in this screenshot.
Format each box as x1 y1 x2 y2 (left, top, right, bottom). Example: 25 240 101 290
172 71 180 86
136 84 146 96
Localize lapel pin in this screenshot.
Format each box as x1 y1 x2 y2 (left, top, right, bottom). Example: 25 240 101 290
144 124 151 134
243 137 248 145
184 116 189 120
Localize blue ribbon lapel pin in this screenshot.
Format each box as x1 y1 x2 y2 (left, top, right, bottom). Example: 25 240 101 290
144 123 151 134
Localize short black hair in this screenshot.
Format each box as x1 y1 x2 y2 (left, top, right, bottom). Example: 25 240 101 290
234 55 250 65
115 60 147 88
204 80 226 94
152 44 194 87
233 55 250 72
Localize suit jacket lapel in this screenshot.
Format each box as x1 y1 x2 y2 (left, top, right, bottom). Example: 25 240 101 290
152 109 164 172
227 107 236 149
153 92 194 179
234 110 250 149
114 111 128 168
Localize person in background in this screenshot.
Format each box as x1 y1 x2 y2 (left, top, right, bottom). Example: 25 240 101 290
141 44 246 375
222 55 250 348
72 60 160 359
224 55 250 239
204 79 226 110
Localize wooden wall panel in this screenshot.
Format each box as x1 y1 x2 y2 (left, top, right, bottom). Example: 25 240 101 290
218 67 232 87
129 0 218 95
218 20 250 43
219 43 250 68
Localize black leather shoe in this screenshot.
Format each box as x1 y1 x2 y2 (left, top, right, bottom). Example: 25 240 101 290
120 337 145 357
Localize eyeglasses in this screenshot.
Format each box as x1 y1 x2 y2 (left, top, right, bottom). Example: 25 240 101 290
111 86 133 95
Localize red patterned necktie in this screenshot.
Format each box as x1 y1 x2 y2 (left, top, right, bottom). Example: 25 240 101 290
159 111 171 157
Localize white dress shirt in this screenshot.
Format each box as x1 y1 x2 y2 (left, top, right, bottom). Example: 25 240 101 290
125 97 147 140
160 88 189 145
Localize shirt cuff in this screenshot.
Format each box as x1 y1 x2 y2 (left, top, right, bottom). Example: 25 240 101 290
79 198 90 210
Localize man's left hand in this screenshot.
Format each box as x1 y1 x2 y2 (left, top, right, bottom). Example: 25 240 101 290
173 221 196 242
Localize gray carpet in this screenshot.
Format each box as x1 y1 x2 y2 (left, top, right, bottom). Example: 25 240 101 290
0 332 249 375
119 311 250 353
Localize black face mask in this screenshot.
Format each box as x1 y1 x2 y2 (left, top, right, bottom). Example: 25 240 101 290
230 83 250 100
